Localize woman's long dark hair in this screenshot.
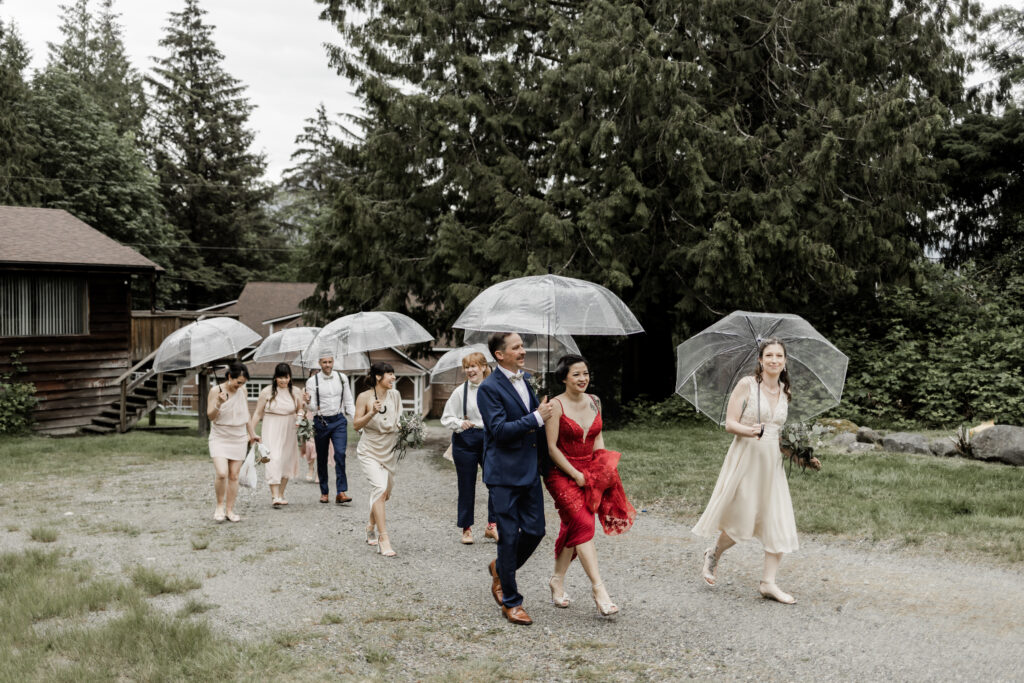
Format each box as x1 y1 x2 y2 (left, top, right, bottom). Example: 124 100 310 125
754 338 792 403
366 361 395 390
269 363 293 406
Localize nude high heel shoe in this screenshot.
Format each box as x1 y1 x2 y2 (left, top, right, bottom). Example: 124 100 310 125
758 581 796 604
591 582 618 616
702 547 718 586
549 576 570 608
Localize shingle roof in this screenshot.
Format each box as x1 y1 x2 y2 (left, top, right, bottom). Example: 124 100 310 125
222 281 318 332
0 206 163 272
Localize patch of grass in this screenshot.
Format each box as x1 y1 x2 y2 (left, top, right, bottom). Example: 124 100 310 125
6 525 18 532
271 630 305 648
28 526 58 543
0 548 295 681
264 543 296 553
364 647 393 665
362 610 416 623
176 598 216 617
106 521 142 537
190 536 210 550
317 591 346 602
609 423 1024 562
320 612 344 625
129 565 201 596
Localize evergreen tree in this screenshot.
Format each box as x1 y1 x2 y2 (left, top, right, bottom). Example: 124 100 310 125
148 0 278 307
47 0 146 136
311 0 973 401
0 15 45 205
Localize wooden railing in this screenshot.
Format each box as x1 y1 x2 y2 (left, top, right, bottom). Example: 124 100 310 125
112 350 159 433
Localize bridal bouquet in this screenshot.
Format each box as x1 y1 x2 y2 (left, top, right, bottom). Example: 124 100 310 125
392 412 425 461
296 415 314 447
780 422 825 474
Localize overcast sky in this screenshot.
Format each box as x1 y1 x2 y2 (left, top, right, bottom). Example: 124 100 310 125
1 0 361 182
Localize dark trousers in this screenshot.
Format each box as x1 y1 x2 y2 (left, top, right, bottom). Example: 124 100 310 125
488 480 545 608
314 413 348 495
452 429 495 529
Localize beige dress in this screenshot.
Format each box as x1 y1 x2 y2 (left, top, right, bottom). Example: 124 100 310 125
260 386 301 484
208 384 249 461
356 389 402 508
692 376 799 554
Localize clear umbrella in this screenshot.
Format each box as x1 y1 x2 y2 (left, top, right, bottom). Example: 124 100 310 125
429 344 495 383
305 311 434 358
452 274 644 337
675 311 848 425
153 317 262 373
253 326 321 365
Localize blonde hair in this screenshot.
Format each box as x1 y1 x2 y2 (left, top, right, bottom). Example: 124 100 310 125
462 352 491 378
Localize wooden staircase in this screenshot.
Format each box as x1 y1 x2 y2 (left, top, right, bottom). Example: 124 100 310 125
82 351 191 434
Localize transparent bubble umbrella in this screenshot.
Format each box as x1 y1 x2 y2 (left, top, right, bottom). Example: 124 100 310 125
305 311 434 359
675 311 848 425
452 274 644 337
429 344 495 383
153 317 262 373
253 326 321 365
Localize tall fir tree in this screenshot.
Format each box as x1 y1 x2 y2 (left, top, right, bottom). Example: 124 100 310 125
0 13 46 205
311 0 974 402
148 0 278 307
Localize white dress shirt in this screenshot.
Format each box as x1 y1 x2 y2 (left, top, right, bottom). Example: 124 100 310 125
497 365 544 427
440 381 484 433
305 371 355 421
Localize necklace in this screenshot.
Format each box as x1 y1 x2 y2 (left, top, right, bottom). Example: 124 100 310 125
762 383 781 396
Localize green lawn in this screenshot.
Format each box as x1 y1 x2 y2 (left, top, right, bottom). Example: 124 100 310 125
606 424 1024 563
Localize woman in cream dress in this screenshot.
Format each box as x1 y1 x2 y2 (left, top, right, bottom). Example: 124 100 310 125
207 362 256 523
692 338 817 604
354 361 403 557
249 363 304 508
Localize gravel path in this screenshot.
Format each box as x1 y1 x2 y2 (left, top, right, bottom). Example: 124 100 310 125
2 426 1023 681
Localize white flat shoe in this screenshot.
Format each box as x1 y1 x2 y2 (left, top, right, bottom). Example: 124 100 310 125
758 581 796 604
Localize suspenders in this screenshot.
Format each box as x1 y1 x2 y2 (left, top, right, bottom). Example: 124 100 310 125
462 381 470 420
314 372 345 417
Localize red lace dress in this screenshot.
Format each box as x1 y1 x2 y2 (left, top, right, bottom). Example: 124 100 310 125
544 398 636 559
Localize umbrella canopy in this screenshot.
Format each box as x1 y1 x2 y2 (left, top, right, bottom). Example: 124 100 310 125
462 330 580 373
298 350 370 372
153 317 262 373
429 344 495 383
306 311 434 358
675 311 848 425
252 326 321 364
452 274 644 337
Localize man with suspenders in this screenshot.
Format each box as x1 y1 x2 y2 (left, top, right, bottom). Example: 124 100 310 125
304 355 356 504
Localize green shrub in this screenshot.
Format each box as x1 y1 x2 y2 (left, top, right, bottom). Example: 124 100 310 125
0 351 37 435
831 263 1024 428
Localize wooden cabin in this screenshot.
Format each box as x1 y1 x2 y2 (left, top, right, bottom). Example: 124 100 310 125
0 206 163 435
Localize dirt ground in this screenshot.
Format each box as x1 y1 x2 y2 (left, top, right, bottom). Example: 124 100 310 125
1 427 1022 681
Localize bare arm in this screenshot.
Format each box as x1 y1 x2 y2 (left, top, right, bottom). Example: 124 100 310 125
206 384 225 421
591 395 606 451
247 388 269 441
353 391 382 431
545 399 585 487
724 379 762 438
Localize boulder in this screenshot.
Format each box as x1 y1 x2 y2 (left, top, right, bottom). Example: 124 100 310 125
829 433 857 450
857 426 883 444
970 425 1024 466
848 442 876 453
817 418 859 433
929 437 958 458
880 432 932 455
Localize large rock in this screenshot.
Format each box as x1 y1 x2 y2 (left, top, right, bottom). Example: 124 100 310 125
880 432 932 455
829 432 857 450
930 437 958 458
848 442 877 453
971 425 1024 466
857 426 883 444
817 418 859 433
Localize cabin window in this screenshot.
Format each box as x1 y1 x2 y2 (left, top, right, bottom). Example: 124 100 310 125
0 274 88 337
246 380 270 401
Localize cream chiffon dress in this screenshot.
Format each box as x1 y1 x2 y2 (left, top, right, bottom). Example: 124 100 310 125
692 376 799 554
259 386 301 484
356 389 402 508
208 385 249 461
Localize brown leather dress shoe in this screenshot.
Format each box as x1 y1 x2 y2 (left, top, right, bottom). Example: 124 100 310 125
488 560 503 606
501 604 533 625
335 492 352 504
319 494 329 504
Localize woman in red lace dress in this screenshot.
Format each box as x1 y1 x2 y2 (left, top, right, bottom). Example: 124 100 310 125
544 354 636 616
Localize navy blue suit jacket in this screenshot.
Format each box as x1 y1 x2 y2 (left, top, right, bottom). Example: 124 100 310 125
478 369 549 488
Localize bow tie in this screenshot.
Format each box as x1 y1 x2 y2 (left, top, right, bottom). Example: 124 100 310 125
508 373 523 383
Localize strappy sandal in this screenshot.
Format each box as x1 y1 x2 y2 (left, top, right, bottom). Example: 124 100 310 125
365 525 378 546
549 576 571 608
591 582 618 616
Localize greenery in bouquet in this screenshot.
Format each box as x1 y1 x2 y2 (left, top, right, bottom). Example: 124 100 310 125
527 372 546 398
296 415 314 446
780 422 826 475
392 412 425 461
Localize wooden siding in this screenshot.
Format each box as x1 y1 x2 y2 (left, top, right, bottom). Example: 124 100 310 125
0 272 131 434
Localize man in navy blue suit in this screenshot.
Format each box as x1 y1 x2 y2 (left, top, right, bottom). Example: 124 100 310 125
477 332 554 625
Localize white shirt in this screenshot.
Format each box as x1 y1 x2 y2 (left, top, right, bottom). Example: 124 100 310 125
497 365 544 427
305 371 355 421
441 381 484 433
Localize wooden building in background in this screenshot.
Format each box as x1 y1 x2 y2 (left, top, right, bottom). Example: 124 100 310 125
0 206 163 435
